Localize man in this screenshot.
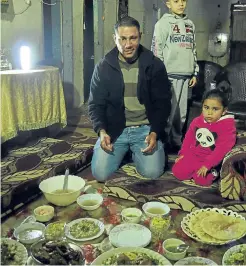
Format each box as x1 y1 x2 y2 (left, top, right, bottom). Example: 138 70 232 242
88 16 171 182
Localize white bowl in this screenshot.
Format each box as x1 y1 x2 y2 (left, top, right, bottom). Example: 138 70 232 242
222 244 246 265
142 201 170 217
121 208 142 223
39 175 86 206
34 205 54 222
77 193 103 210
162 238 187 261
1 238 28 266
14 222 46 244
175 257 218 265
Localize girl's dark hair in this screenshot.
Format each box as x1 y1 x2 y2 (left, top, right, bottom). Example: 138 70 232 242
114 16 140 33
202 88 229 108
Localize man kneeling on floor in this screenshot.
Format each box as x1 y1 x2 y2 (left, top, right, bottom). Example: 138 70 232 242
88 16 171 182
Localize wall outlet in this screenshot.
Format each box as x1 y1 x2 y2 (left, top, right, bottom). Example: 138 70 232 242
25 0 31 5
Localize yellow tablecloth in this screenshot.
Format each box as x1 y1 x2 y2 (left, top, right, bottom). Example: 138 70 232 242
1 67 67 143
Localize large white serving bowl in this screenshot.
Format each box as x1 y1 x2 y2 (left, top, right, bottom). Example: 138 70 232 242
222 244 246 265
91 247 172 265
39 175 86 206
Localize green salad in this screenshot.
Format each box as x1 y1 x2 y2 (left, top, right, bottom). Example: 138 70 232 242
103 252 160 265
70 220 100 239
225 246 246 265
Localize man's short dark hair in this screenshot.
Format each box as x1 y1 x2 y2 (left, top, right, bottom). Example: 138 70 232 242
114 16 140 33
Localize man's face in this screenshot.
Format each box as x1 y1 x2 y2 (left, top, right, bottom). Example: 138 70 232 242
166 0 187 16
114 26 141 62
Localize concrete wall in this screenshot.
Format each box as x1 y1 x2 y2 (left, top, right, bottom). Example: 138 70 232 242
1 0 43 69
128 0 243 66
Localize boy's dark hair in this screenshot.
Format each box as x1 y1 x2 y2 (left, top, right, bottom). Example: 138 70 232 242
202 89 229 108
114 16 140 33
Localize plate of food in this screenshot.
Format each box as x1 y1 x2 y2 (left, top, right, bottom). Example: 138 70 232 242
181 208 246 245
91 247 172 265
109 223 152 248
30 239 85 265
222 244 246 265
1 238 28 265
65 218 105 241
175 256 218 265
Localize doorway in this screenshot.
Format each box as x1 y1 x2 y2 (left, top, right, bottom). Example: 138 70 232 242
83 0 94 102
230 3 246 63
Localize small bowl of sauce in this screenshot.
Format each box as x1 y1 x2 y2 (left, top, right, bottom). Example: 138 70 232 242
77 193 103 211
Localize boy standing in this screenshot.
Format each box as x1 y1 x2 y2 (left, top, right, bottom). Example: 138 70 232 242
151 0 199 151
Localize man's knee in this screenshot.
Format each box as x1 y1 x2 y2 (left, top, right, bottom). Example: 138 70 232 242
91 164 112 182
137 165 164 179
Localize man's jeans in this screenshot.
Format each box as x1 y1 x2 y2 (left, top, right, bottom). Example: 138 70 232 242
91 125 165 182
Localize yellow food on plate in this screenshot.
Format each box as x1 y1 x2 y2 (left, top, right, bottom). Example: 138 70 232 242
201 213 246 241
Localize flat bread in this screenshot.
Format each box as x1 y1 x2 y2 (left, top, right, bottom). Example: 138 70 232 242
201 213 246 241
188 212 224 243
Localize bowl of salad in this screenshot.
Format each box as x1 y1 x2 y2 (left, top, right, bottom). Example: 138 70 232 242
222 244 246 265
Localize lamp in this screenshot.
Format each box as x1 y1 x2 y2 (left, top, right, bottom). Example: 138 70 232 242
20 46 31 70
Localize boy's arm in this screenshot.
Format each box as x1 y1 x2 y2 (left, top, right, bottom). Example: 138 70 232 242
192 23 199 77
151 21 168 62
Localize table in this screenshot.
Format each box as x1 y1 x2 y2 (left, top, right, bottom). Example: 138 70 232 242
1 184 246 265
0 67 67 143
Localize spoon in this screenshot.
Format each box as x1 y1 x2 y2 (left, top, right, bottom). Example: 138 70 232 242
62 168 69 192
176 244 189 252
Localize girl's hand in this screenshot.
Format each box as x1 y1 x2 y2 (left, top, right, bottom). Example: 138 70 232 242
197 166 208 177
189 76 197 87
175 155 184 163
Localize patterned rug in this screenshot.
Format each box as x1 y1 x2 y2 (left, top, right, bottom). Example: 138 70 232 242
1 113 97 218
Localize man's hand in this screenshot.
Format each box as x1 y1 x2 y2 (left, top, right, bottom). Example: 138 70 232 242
100 130 113 152
175 155 184 163
197 166 208 177
141 132 157 153
189 76 197 87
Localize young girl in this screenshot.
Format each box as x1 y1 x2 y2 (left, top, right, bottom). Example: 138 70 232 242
172 89 236 186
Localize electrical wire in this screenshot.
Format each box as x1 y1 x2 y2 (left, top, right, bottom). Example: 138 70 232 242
40 0 57 6
6 0 31 15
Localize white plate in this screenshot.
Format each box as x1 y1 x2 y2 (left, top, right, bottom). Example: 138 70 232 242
109 223 151 248
1 238 28 266
222 244 246 265
65 218 105 241
175 256 218 265
91 246 172 265
181 208 246 245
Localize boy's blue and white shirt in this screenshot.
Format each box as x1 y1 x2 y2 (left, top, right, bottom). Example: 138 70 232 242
151 13 199 78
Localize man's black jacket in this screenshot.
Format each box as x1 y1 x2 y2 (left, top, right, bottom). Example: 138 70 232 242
88 45 172 142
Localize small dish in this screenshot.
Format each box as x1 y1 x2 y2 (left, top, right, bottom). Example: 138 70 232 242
45 221 66 240
77 193 103 211
142 201 170 217
175 256 218 265
222 244 246 265
34 205 54 222
14 222 46 244
162 238 187 261
121 208 142 223
65 218 105 241
109 223 152 248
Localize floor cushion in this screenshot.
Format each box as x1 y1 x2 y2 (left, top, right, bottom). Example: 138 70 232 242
219 132 246 201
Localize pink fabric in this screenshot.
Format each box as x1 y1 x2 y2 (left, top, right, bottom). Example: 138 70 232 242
173 114 236 187
172 152 215 186
179 114 236 170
